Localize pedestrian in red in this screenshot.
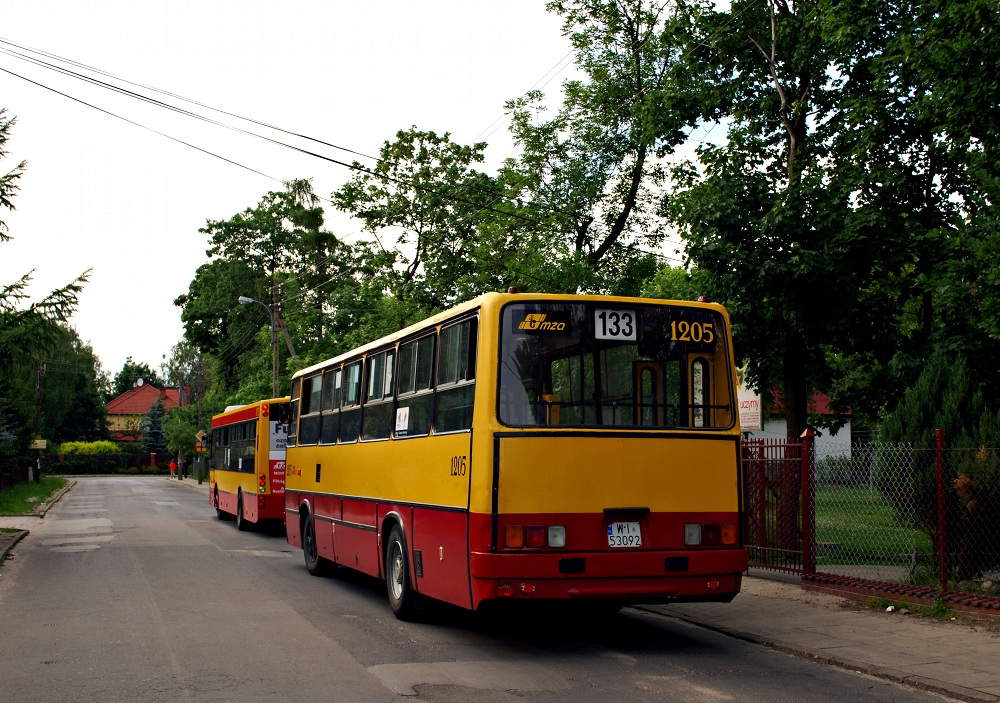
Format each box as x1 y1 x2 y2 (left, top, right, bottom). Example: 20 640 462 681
169 459 177 479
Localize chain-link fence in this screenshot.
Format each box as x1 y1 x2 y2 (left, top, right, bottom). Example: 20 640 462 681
813 440 1000 596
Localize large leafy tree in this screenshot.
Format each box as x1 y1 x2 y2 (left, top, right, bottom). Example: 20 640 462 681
333 128 498 317
499 0 708 295
110 356 165 398
664 0 1000 435
666 0 851 437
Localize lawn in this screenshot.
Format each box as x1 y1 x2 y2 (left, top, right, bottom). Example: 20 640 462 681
0 477 69 515
815 486 932 565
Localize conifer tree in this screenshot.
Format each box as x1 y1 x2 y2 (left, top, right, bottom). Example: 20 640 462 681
140 400 168 454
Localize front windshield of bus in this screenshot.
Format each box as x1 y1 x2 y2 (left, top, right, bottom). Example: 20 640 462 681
498 302 734 429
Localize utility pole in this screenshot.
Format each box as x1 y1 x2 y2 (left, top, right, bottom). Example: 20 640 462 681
240 291 296 399
196 352 204 484
271 279 280 398
33 363 44 483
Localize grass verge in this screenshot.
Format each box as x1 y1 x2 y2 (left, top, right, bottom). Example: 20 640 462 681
0 477 69 515
815 486 932 564
865 595 952 619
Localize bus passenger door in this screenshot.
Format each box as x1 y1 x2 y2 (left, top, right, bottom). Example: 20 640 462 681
408 434 473 610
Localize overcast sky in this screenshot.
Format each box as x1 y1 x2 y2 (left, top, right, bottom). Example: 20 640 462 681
1 1 584 378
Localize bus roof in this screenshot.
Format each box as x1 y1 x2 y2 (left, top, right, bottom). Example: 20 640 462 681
291 291 728 381
211 396 291 424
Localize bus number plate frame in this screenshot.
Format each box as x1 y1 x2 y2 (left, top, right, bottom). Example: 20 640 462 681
607 521 642 548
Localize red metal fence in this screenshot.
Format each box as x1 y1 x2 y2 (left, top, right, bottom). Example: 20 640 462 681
742 433 814 574
743 430 1000 617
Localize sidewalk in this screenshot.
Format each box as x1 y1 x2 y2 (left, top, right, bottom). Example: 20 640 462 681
643 570 1000 703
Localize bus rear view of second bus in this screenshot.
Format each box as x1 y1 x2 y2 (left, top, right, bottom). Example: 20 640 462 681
210 398 290 531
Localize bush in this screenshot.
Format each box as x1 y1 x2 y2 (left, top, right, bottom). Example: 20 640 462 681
879 351 1000 580
43 452 173 475
57 440 121 455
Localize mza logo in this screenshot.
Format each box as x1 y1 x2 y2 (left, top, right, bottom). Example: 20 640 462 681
518 314 566 332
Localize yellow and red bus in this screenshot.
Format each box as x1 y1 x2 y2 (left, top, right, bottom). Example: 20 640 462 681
210 398 290 530
284 292 746 617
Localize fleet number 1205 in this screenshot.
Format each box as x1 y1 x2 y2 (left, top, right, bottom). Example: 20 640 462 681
670 320 714 343
450 455 467 476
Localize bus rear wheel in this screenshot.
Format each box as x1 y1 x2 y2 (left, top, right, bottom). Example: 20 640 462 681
385 525 415 619
235 492 250 531
302 515 328 576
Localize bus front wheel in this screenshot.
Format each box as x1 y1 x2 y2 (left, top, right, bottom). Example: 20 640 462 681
302 515 328 576
235 492 250 532
385 525 415 619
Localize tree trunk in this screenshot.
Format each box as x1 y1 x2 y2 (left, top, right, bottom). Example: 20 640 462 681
782 334 808 440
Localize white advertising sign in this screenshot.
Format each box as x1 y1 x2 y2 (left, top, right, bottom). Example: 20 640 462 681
738 385 762 431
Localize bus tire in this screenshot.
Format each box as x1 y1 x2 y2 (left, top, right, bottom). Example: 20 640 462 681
302 515 328 576
235 492 250 532
214 488 227 520
385 525 415 619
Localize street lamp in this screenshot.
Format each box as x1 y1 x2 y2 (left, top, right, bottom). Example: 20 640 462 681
238 296 279 398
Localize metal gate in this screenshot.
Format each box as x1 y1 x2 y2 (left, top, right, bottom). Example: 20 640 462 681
742 433 815 573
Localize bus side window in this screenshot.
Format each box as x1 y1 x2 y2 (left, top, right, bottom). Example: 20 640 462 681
395 334 434 437
435 318 477 433
246 420 257 471
340 360 363 443
288 377 300 447
363 349 395 440
320 367 341 444
299 374 322 445
692 358 708 428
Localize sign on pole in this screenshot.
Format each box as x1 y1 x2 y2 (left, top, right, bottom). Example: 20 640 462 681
738 385 762 431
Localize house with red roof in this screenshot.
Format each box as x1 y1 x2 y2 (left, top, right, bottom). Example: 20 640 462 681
105 379 187 442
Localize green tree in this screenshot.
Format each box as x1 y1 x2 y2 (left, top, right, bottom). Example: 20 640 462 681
0 108 89 459
332 128 499 318
140 400 168 454
38 327 109 442
111 357 164 398
666 0 1000 434
174 257 264 391
665 0 858 438
499 0 708 295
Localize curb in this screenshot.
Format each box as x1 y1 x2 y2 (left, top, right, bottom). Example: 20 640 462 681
0 530 29 563
636 606 999 703
167 477 210 492
28 479 76 518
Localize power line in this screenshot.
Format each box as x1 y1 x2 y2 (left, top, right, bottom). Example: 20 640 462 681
0 38 586 226
0 65 280 183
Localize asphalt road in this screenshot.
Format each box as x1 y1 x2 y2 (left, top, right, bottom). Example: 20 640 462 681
0 477 952 702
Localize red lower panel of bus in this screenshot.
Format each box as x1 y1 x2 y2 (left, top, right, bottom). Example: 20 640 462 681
335 499 380 576
216 488 284 523
410 507 471 609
